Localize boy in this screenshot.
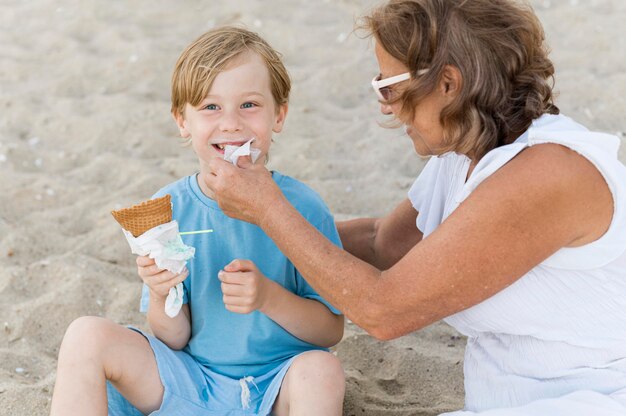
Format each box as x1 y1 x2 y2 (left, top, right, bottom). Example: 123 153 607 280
50 26 345 415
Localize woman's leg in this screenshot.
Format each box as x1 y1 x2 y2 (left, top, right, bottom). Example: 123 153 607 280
272 350 345 416
50 316 164 416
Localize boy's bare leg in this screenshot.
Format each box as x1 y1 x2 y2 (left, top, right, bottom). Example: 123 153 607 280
272 350 345 416
50 316 164 416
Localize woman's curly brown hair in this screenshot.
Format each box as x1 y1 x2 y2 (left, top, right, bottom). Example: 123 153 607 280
360 0 559 160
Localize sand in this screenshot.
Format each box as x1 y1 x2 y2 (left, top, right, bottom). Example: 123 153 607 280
0 0 624 414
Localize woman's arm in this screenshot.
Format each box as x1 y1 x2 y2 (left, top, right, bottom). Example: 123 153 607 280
205 144 612 340
337 199 422 270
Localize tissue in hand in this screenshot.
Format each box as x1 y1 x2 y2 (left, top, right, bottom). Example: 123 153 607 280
223 138 261 165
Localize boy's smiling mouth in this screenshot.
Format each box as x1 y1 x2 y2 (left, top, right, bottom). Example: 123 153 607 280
211 140 250 154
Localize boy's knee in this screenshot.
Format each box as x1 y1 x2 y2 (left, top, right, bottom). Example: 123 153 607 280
291 351 345 390
61 316 116 354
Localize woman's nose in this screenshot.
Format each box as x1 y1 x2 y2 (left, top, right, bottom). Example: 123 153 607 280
379 102 393 115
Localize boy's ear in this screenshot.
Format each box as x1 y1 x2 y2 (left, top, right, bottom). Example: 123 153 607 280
272 104 288 134
173 111 190 138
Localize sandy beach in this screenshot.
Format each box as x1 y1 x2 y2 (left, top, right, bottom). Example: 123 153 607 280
0 0 624 414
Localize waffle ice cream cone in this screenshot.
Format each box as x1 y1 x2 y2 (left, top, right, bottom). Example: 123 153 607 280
111 195 172 237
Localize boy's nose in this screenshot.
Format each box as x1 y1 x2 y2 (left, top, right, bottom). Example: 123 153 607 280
219 111 243 132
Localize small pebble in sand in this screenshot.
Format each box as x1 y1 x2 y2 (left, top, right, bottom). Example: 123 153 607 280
15 367 25 374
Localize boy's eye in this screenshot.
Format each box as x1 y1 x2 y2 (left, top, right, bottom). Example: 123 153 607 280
241 102 256 109
203 104 218 110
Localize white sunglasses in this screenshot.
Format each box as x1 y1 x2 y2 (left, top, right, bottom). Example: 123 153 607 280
371 69 429 101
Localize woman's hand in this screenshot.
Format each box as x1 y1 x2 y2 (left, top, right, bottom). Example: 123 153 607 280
218 259 273 314
204 156 285 226
136 256 188 299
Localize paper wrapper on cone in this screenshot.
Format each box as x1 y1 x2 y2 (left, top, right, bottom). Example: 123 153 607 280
111 196 194 317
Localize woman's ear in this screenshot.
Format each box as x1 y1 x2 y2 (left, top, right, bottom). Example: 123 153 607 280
440 65 462 97
173 110 190 138
272 104 289 134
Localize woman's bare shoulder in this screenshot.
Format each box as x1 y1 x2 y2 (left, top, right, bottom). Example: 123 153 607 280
493 142 613 246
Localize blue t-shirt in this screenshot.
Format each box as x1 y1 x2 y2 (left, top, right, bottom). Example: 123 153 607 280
140 172 342 378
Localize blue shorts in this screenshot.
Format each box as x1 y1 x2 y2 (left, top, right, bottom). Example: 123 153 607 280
107 328 296 416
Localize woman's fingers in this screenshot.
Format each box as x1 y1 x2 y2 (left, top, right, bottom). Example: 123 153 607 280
203 157 281 225
205 157 236 183
235 155 253 168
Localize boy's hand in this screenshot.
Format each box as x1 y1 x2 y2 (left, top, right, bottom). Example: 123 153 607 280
136 255 189 299
218 259 273 314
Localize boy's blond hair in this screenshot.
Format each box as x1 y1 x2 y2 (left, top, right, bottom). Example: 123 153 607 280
171 26 290 117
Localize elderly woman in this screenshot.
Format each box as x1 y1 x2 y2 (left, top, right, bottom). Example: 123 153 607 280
205 0 626 414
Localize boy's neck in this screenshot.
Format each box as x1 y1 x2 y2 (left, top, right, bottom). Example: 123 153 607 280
195 172 216 200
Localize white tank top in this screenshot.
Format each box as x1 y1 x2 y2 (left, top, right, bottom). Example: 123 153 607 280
408 114 626 413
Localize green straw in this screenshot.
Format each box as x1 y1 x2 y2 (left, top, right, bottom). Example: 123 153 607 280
179 229 214 236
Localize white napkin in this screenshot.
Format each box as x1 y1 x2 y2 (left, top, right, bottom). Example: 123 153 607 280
223 138 261 165
122 221 195 318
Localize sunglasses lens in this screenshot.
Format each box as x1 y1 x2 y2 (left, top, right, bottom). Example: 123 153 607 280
379 87 391 100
